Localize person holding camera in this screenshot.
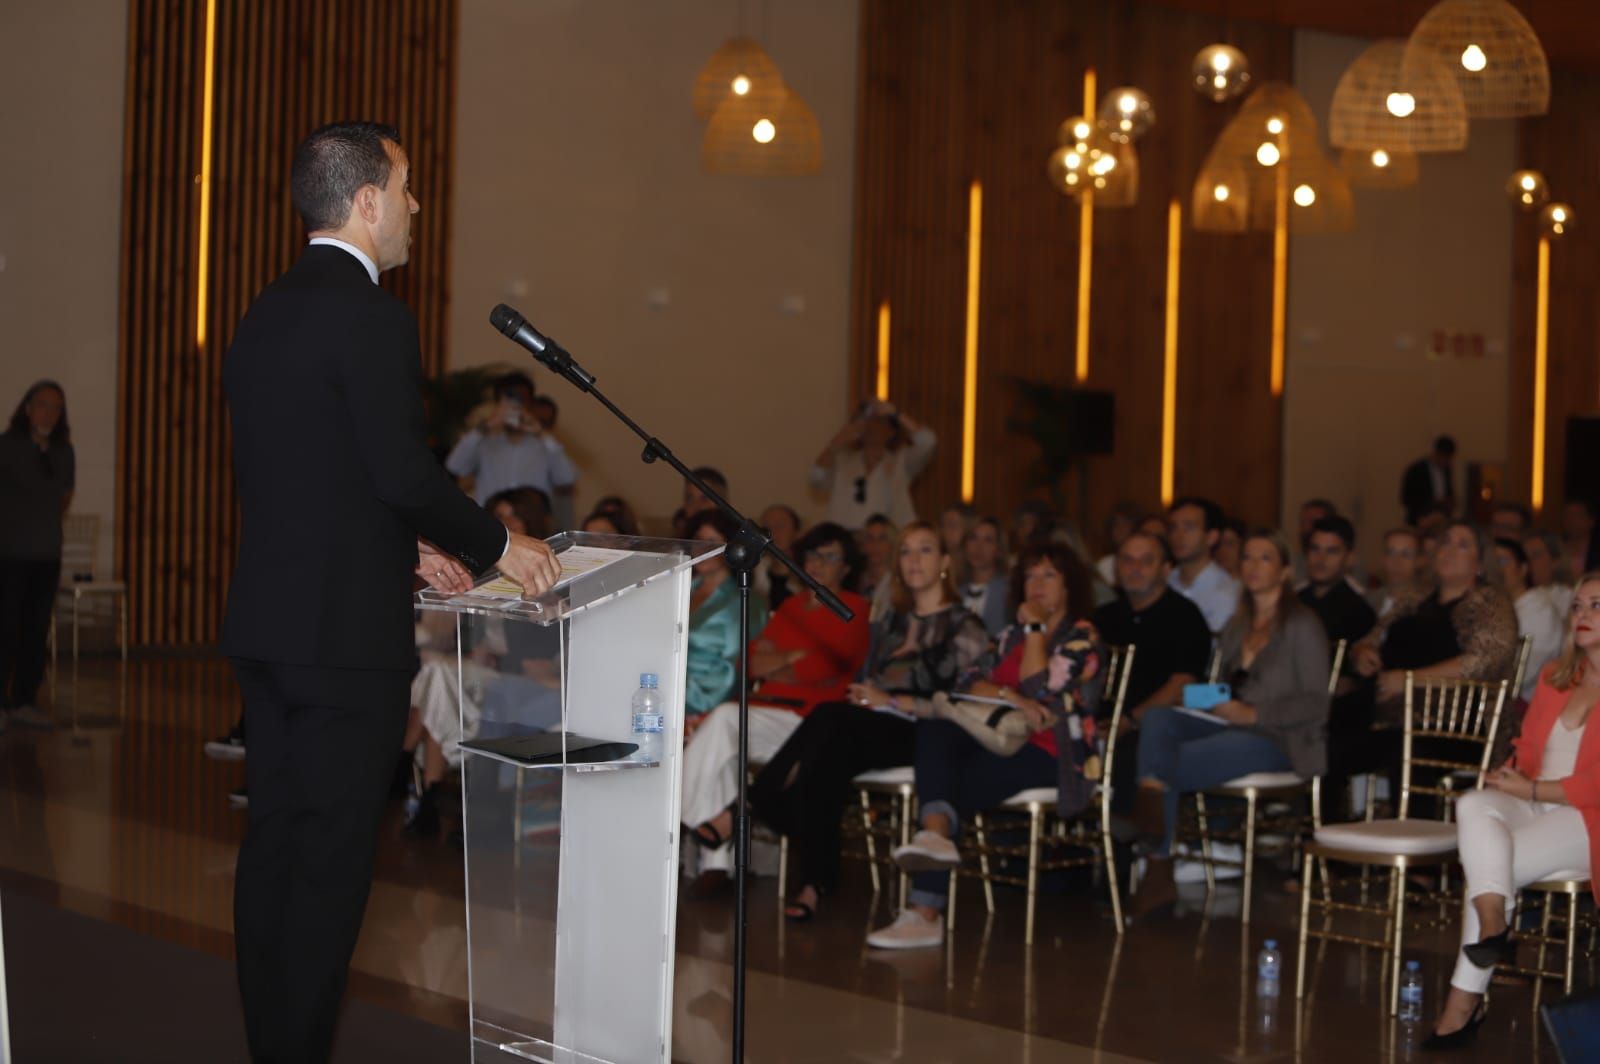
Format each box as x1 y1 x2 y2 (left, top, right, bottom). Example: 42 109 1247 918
809 399 935 530
446 371 578 506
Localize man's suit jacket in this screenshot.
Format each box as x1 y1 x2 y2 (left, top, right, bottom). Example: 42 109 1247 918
1401 457 1451 524
221 244 505 672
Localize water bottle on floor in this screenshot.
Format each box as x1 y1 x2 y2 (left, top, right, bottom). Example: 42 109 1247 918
630 673 664 764
1399 961 1424 1023
1256 938 1282 998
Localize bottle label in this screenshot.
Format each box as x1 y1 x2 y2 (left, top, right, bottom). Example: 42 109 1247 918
633 713 665 734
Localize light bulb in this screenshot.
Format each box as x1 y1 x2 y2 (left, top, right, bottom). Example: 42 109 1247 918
1521 175 1536 190
1211 51 1232 73
752 118 776 144
1118 93 1138 114
1213 184 1230 202
1371 149 1391 168
1386 92 1416 118
1266 117 1284 135
1293 184 1316 207
1461 44 1487 72
731 75 751 96
1256 142 1281 167
1213 74 1226 90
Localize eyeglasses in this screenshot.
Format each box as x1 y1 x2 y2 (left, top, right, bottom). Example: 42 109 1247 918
853 477 867 504
806 549 846 565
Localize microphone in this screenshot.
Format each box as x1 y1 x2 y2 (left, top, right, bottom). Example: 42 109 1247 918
489 304 596 391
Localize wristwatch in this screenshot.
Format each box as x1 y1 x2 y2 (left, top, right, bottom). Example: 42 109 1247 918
1022 621 1047 634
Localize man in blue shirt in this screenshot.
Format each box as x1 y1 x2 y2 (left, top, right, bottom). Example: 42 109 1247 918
446 372 578 506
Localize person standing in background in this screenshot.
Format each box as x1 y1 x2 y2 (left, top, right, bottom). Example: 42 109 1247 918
1401 436 1456 526
810 400 935 530
446 372 578 507
0 381 74 732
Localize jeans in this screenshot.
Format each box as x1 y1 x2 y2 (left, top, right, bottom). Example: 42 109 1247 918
1135 707 1293 856
908 719 1057 911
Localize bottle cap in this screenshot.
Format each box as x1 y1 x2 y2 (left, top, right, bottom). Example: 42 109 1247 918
641 673 659 687
1264 939 1277 949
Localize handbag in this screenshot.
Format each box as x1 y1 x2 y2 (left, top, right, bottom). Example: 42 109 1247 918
930 691 1034 757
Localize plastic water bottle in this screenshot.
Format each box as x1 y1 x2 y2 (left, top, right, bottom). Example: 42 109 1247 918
630 673 664 765
1399 961 1424 1023
1256 939 1282 1000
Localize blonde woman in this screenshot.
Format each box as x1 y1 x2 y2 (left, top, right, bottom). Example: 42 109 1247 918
1425 573 1600 1049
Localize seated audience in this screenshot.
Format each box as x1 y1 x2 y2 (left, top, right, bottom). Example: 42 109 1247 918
445 372 578 505
1523 529 1575 616
1424 573 1600 1050
672 467 728 538
485 486 552 539
711 523 988 922
1489 501 1531 544
1095 501 1145 586
1495 538 1564 701
1090 531 1212 819
581 509 633 536
1369 526 1425 620
591 494 641 536
1167 496 1239 634
1011 501 1058 562
959 517 1011 636
1561 499 1595 577
684 510 769 719
856 513 897 604
868 543 1104 950
680 522 870 894
757 503 805 611
810 400 935 530
938 502 979 571
1292 498 1337 585
1129 531 1330 917
1215 517 1246 580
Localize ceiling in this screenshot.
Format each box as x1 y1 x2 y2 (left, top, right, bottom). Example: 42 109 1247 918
1152 1 1600 67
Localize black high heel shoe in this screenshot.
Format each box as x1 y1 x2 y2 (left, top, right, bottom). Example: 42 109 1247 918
1462 927 1512 969
1420 1000 1487 1052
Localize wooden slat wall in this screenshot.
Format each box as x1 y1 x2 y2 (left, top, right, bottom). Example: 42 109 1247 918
1507 64 1600 515
117 0 459 646
851 0 1295 531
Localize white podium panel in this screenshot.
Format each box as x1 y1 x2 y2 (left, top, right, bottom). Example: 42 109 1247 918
416 532 718 1064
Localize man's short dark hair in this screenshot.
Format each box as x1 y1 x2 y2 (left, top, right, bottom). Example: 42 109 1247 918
1434 435 1457 457
493 372 536 400
1122 528 1174 567
1493 501 1532 525
1300 498 1337 517
690 466 728 494
290 121 401 233
1311 515 1357 551
1169 496 1223 533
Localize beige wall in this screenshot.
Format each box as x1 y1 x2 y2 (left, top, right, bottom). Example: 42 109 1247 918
451 0 859 527
1284 29 1514 570
0 0 127 576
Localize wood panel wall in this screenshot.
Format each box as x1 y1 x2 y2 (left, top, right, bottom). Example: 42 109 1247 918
1508 64 1600 518
852 0 1295 534
117 0 459 646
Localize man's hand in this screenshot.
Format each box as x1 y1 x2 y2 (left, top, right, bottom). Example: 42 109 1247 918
417 539 473 594
499 533 562 598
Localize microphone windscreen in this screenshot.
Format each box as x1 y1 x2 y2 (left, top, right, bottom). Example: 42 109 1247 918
489 303 521 336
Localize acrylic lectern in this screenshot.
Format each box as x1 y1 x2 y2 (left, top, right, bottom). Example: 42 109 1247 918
415 531 720 1064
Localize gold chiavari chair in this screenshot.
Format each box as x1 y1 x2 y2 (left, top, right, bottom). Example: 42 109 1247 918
1294 674 1509 1014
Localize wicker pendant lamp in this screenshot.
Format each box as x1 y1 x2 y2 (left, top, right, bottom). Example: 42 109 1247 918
1193 158 1251 231
1403 0 1549 118
692 37 785 121
703 84 822 176
1341 147 1421 189
1089 140 1139 208
1330 39 1467 153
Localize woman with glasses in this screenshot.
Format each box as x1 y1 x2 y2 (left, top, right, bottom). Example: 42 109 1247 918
680 522 872 895
809 399 935 531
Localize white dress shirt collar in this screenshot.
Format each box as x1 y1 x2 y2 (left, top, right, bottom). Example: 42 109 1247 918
307 237 379 284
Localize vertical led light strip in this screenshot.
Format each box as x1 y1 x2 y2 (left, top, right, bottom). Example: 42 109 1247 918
1161 199 1182 506
1532 236 1551 512
962 181 983 503
1270 136 1288 398
194 0 218 348
1075 67 1097 384
875 301 891 401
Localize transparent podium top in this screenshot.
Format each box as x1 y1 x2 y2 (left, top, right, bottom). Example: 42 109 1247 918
415 531 723 625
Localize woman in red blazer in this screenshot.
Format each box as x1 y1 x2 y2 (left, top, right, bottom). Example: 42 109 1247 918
1425 573 1600 1050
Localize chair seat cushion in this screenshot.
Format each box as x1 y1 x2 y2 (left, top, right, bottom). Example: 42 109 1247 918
1214 771 1307 792
1527 872 1589 888
1314 818 1457 857
854 766 914 786
1000 787 1059 806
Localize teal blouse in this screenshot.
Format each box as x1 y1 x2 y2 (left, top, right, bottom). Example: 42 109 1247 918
685 577 769 715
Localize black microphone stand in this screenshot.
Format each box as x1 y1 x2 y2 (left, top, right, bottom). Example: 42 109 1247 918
498 311 853 1064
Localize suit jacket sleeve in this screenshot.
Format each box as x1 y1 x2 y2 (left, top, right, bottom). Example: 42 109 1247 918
335 301 507 573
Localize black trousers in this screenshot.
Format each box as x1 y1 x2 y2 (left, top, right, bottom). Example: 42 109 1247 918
748 701 915 894
231 659 412 1064
0 557 60 709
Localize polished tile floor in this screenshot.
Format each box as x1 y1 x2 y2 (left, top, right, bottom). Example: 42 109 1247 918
0 655 1582 1061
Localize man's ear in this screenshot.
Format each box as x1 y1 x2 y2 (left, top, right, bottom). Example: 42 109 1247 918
353 184 379 224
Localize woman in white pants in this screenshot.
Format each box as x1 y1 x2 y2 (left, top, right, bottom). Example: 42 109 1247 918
1426 573 1600 1050
680 523 871 896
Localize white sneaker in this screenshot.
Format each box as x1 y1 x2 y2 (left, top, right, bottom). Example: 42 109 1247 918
892 829 961 872
867 909 945 950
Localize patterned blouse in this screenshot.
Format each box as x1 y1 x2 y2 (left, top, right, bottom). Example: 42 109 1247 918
1356 582 1518 683
859 603 993 716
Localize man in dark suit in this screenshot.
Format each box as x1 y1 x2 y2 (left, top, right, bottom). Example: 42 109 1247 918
222 121 559 1062
1401 435 1456 526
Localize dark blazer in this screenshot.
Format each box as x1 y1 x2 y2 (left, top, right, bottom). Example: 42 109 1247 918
1400 457 1451 524
1217 609 1331 778
221 244 505 672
